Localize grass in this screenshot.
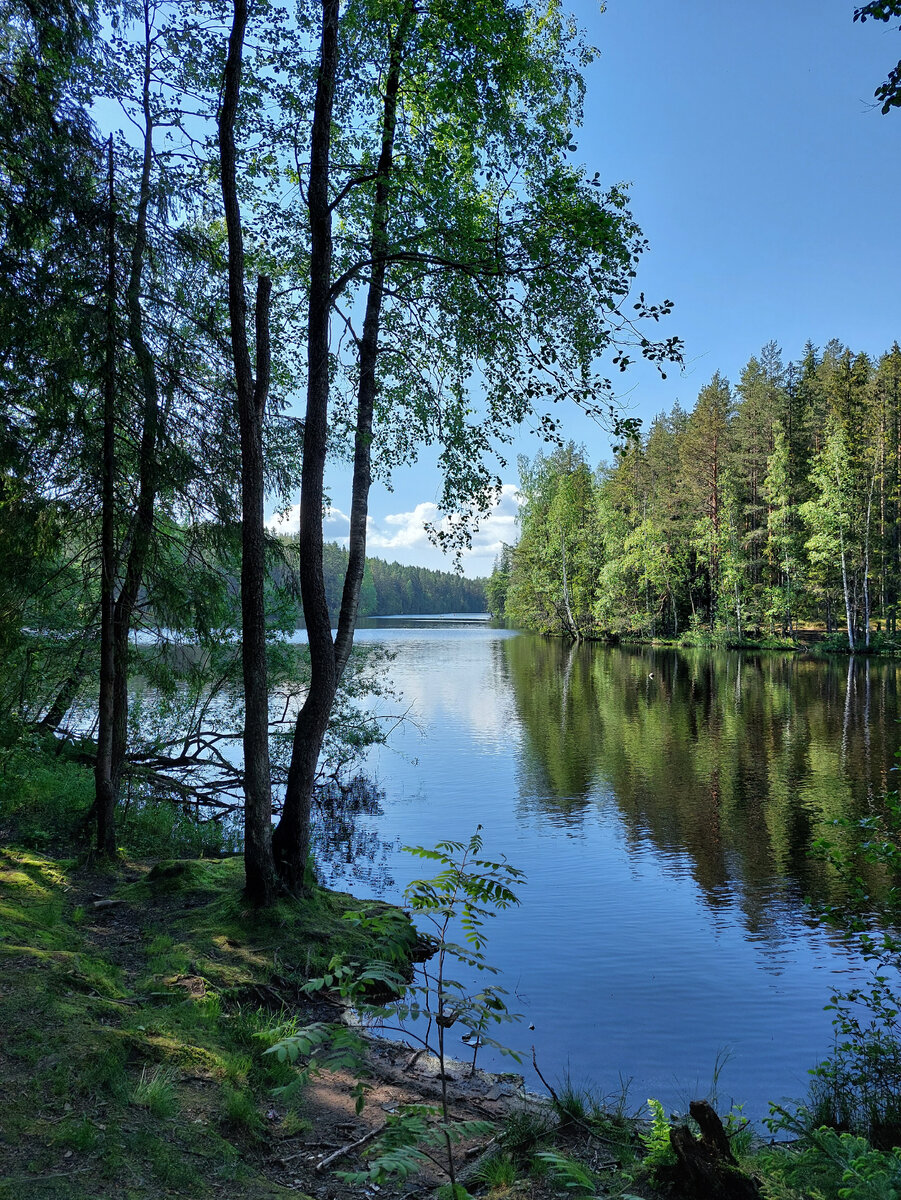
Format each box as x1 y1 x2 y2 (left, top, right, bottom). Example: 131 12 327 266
220 1084 263 1135
131 1065 180 1118
2 810 885 1200
551 1071 612 1128
499 1106 556 1158
472 1150 518 1189
0 843 403 1199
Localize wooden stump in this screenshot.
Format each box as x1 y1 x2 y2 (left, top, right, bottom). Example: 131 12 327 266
667 1100 761 1200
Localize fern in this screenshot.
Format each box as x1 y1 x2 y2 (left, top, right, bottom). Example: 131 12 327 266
760 1125 901 1200
270 830 525 1195
640 1098 677 1172
534 1150 600 1196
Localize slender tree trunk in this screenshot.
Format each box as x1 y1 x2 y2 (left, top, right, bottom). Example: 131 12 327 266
839 531 854 652
39 630 92 734
734 580 742 641
273 0 341 894
334 0 413 677
880 403 887 624
274 0 414 890
104 1 163 828
863 470 875 650
94 2 170 856
219 0 277 907
95 135 118 856
559 524 578 641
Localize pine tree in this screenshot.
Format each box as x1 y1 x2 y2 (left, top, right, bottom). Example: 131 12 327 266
762 420 804 634
679 373 734 627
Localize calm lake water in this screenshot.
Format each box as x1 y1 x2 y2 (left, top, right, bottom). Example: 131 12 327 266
310 617 901 1123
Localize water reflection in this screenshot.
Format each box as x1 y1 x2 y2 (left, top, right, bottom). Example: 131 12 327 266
356 626 901 1118
503 639 901 943
311 776 397 893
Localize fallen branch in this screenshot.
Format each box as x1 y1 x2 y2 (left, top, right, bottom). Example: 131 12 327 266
315 1122 385 1171
530 1046 560 1107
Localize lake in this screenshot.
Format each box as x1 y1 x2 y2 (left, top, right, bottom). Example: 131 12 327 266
308 616 901 1123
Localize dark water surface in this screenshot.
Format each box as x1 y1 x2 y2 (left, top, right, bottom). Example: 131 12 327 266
321 618 901 1121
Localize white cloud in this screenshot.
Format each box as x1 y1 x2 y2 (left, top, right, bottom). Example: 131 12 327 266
264 486 520 577
367 484 521 574
266 504 350 536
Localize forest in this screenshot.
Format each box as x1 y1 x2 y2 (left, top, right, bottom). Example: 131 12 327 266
6 1 901 1197
490 339 901 650
1 0 680 898
283 539 487 617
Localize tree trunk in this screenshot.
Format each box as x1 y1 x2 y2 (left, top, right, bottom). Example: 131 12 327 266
273 0 341 894
95 134 117 857
219 0 277 907
275 0 414 891
863 469 875 650
334 0 413 677
94 2 170 857
840 530 854 652
734 580 742 641
559 524 578 641
104 0 163 836
39 628 93 735
668 1101 760 1200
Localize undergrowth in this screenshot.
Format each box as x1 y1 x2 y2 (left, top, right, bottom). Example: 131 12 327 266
0 843 404 1199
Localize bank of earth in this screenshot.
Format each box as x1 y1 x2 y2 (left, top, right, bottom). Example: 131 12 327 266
0 845 865 1200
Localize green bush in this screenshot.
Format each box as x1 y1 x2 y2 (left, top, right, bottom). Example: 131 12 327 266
760 1124 901 1200
0 742 93 846
807 785 901 1144
117 793 240 858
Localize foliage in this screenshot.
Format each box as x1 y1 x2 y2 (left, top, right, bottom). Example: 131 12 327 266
277 538 488 617
640 1097 677 1173
855 3 901 114
486 544 514 619
495 339 901 646
754 754 901 1195
267 829 524 1194
761 1115 901 1200
534 1149 601 1195
505 444 601 639
800 779 901 1144
1 0 683 894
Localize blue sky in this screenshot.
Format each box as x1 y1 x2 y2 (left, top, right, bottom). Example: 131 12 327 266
270 2 901 576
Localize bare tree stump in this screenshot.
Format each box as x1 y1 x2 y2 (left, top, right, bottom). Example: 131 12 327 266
667 1100 760 1200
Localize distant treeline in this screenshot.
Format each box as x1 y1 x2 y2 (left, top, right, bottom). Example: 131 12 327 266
489 340 901 649
279 539 486 618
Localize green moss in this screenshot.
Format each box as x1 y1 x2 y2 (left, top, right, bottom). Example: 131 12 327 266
146 858 210 887
49 1115 99 1151
0 845 409 1199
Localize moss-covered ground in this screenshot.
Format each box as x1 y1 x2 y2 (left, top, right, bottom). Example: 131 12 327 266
0 847 408 1199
